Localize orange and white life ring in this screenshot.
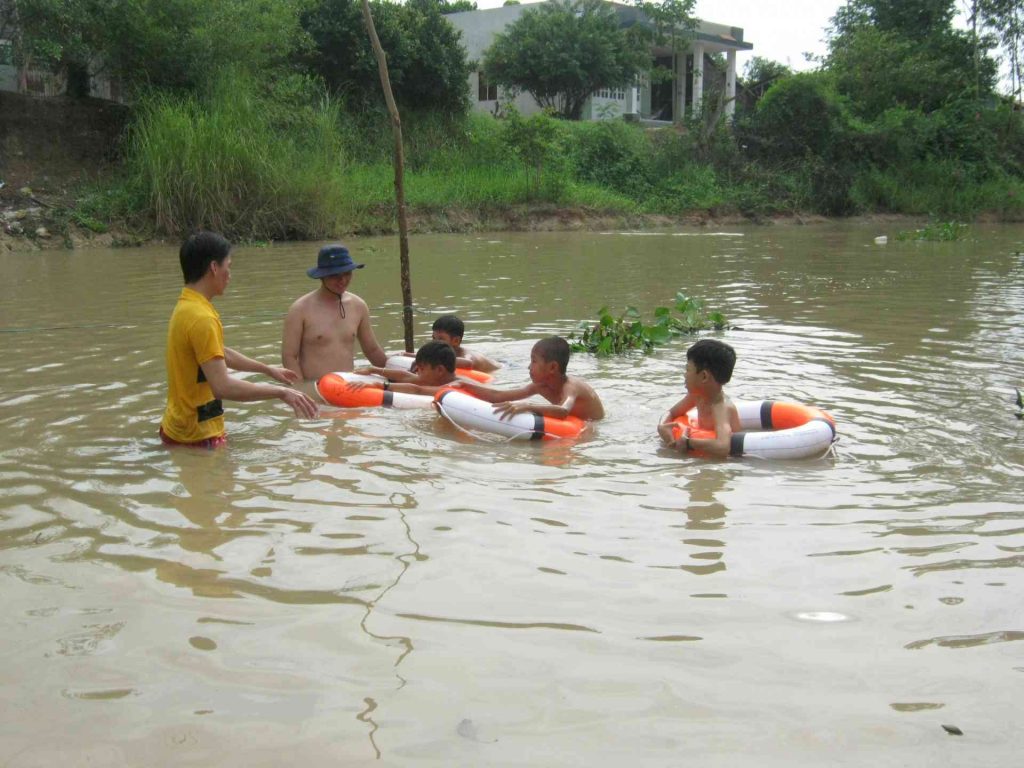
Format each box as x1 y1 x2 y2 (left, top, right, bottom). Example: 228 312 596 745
384 355 493 383
673 399 836 459
434 388 586 441
316 372 433 409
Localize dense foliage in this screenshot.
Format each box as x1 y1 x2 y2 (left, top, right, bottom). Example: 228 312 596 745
300 0 471 112
5 0 1023 237
6 0 309 95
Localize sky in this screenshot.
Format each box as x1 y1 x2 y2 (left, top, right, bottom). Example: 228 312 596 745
691 0 843 73
473 1 846 77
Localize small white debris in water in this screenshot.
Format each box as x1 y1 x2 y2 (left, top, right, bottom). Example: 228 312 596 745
793 611 852 623
874 235 888 245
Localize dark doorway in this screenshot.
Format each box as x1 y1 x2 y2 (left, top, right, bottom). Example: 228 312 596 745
650 55 674 121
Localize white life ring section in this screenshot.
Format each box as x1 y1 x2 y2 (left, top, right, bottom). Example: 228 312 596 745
384 355 493 383
673 399 837 459
316 372 433 409
434 388 585 441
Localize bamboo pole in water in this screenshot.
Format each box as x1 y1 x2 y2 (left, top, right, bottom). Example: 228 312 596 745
360 0 414 352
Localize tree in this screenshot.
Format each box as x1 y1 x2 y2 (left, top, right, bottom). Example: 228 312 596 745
301 0 470 112
972 0 1024 100
826 0 998 118
735 56 792 114
10 0 309 96
482 0 649 120
438 0 477 12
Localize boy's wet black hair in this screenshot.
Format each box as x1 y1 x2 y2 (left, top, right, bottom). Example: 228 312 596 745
686 338 736 384
180 231 231 284
533 336 570 376
415 340 456 373
432 314 465 340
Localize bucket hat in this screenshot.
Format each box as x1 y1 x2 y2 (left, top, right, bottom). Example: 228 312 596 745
307 244 364 279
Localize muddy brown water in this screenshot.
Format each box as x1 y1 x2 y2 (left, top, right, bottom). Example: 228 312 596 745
1 224 1022 766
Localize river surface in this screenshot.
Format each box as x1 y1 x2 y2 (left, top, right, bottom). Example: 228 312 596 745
1 223 1022 766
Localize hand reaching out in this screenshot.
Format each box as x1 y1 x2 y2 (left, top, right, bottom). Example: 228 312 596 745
267 366 300 386
280 388 319 419
493 401 532 421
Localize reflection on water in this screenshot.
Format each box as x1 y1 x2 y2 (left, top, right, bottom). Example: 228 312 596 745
1 224 1022 765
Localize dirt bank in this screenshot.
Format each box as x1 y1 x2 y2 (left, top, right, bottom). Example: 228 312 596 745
1 91 132 250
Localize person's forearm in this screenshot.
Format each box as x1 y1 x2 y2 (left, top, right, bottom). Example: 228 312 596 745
225 347 268 375
688 435 731 458
526 403 569 419
382 368 417 383
467 384 522 403
211 376 283 404
364 344 388 368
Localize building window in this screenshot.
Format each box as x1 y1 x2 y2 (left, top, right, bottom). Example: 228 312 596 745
595 87 626 100
477 71 497 102
0 40 13 67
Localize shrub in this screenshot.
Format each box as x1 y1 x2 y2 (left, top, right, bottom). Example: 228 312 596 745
568 120 653 198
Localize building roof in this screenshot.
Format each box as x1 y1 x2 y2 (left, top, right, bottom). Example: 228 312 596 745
448 1 753 59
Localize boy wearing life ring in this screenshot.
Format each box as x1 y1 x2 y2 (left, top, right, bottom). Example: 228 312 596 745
353 341 460 396
451 336 605 422
430 315 501 373
657 339 741 458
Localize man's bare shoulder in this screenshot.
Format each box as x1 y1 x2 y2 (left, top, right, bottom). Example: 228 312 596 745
344 291 370 311
287 289 321 314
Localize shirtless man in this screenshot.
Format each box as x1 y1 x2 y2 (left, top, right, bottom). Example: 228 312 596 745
282 244 388 381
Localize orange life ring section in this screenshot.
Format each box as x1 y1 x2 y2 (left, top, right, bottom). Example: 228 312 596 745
316 372 433 409
672 399 836 460
434 388 586 441
384 355 493 383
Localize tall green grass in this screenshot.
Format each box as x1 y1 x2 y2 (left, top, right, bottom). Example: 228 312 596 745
127 72 351 240
110 73 1024 238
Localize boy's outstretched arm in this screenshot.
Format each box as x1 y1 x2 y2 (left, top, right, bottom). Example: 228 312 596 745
451 380 535 403
389 382 439 396
464 349 500 373
494 392 574 421
353 365 418 383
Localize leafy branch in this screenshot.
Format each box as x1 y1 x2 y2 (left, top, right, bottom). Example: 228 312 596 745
569 293 730 356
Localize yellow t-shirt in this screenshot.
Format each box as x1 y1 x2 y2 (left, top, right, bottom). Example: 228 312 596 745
160 287 226 443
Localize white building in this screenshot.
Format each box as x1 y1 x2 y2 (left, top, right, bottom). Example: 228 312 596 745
446 1 753 122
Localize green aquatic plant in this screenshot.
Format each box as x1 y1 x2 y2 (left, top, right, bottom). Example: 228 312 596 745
895 220 970 242
569 293 730 356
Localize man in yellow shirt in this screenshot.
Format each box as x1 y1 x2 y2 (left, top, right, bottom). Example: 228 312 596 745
161 231 318 448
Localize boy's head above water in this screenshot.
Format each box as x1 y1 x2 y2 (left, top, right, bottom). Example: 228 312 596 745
431 315 464 346
412 340 456 384
685 339 736 390
530 336 570 381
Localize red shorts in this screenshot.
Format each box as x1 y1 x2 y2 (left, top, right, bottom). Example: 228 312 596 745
159 426 227 450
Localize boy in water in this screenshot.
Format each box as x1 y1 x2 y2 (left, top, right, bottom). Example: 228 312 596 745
354 341 459 396
453 336 604 422
430 314 500 373
657 338 741 458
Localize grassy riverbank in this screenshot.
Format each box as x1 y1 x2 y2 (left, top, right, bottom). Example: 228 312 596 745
2 75 1023 251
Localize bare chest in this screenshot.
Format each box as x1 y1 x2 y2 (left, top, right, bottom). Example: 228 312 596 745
303 303 360 346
